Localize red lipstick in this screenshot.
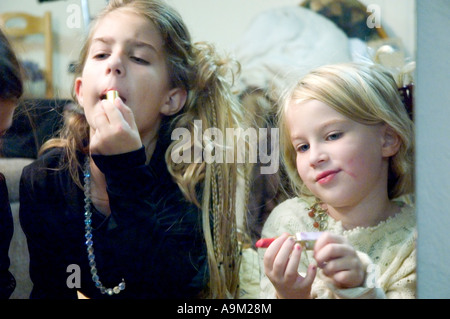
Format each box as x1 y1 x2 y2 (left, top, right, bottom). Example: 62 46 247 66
316 170 339 185
255 232 323 249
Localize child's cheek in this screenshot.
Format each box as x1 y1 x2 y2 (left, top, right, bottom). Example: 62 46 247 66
344 158 360 179
296 157 309 181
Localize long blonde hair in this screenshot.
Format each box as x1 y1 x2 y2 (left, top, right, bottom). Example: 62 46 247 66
278 62 415 200
41 0 249 299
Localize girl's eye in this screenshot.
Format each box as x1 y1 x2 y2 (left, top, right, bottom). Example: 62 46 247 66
326 132 343 141
130 56 149 65
297 144 310 153
93 53 109 60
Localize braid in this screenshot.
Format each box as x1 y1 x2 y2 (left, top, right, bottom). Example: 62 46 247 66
167 42 251 298
209 97 223 264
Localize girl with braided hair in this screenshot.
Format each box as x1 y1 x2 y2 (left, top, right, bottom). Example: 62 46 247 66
19 0 249 299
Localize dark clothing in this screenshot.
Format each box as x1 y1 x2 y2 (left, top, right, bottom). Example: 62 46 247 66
0 173 16 299
19 137 208 299
0 99 68 159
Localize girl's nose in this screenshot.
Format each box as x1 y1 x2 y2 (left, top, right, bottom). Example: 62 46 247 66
106 54 125 77
309 144 328 168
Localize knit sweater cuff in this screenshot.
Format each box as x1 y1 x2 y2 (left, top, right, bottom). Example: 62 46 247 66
328 251 387 299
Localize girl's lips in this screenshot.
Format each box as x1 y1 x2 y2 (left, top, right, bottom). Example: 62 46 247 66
316 170 339 185
100 89 127 102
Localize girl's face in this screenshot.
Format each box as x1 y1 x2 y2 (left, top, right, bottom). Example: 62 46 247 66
286 99 394 209
0 98 17 136
75 9 183 145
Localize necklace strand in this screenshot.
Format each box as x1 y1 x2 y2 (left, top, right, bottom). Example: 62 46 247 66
83 156 126 296
307 201 328 231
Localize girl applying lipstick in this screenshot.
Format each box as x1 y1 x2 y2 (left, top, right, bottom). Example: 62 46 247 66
19 0 248 299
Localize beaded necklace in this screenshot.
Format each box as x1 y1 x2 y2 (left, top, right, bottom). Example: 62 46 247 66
83 156 126 296
307 201 328 231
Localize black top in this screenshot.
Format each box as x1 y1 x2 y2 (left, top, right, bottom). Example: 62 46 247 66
0 173 16 299
19 134 208 299
0 99 68 159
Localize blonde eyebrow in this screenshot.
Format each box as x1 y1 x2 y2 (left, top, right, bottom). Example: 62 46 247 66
92 37 113 45
129 40 158 53
289 118 348 141
92 37 157 53
319 118 348 130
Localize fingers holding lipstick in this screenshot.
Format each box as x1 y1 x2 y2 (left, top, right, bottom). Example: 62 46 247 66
283 243 304 280
263 233 316 299
109 95 138 132
90 97 142 155
263 233 293 277
313 232 365 288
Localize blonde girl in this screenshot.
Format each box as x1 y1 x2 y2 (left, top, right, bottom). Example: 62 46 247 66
259 62 416 299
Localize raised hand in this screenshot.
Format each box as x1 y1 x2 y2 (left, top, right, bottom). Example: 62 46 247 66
90 95 142 155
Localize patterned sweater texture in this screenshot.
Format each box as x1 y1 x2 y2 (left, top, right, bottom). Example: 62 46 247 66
258 197 416 299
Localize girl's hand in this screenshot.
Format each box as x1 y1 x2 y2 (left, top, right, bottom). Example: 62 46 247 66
263 233 317 299
314 232 365 288
90 97 142 155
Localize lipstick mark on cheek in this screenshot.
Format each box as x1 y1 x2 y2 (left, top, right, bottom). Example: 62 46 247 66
347 171 357 178
345 158 360 178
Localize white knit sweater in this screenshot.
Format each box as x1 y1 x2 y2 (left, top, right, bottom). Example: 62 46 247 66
258 197 416 299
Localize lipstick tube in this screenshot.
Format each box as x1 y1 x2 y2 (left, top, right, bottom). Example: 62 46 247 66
255 232 323 250
106 90 119 102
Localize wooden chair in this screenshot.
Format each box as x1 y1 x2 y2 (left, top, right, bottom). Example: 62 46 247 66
0 11 53 98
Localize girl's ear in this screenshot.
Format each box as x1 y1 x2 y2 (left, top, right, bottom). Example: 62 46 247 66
381 124 401 157
160 88 187 116
74 77 84 107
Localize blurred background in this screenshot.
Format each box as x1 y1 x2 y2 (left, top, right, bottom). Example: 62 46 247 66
0 0 416 99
